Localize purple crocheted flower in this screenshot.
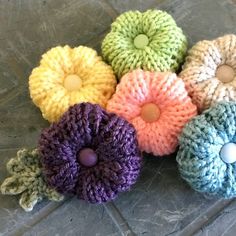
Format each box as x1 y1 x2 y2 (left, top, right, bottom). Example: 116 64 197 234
39 103 142 203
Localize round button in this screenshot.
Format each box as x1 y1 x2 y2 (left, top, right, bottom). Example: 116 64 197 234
216 65 235 83
134 34 149 49
64 74 82 91
220 143 236 164
140 103 160 123
77 148 98 167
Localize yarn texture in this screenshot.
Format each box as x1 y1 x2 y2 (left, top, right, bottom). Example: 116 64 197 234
39 103 142 203
180 34 236 112
107 70 197 156
102 9 187 78
177 102 236 198
1 149 63 212
29 45 116 122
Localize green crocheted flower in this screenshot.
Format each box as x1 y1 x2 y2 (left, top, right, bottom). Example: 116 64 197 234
1 149 63 212
102 10 187 78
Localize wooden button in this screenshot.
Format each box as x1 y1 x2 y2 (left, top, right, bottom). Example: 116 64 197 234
134 34 149 49
64 74 82 91
216 65 235 83
140 103 160 123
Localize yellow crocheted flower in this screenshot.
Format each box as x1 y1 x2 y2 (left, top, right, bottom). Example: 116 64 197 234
29 46 116 122
180 34 236 112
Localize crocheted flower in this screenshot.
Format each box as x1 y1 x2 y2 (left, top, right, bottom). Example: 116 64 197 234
102 9 187 78
39 103 142 203
180 34 236 112
1 149 63 212
107 70 197 156
29 45 116 122
177 102 236 198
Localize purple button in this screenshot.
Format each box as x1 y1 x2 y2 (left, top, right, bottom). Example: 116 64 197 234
77 148 98 167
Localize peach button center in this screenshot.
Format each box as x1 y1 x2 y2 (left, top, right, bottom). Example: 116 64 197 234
64 74 82 91
140 103 160 123
216 65 235 83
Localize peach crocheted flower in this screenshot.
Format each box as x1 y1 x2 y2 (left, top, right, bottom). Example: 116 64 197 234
180 34 236 112
29 45 116 122
107 70 197 156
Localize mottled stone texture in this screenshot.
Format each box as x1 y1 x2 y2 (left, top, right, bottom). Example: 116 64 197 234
0 0 236 235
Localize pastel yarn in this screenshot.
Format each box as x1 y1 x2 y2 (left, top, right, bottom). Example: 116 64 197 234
177 102 236 198
107 70 197 156
180 34 236 112
29 45 116 122
39 103 142 204
102 10 187 78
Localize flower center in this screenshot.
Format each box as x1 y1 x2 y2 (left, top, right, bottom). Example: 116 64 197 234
64 74 82 91
140 103 160 123
220 142 236 164
216 65 235 83
134 34 149 49
77 148 98 167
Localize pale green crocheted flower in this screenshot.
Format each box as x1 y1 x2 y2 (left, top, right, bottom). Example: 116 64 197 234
102 9 188 78
1 149 63 212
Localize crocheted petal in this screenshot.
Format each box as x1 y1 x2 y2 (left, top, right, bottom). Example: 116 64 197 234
40 87 70 122
121 70 152 103
180 65 216 91
1 176 27 195
29 66 64 107
107 70 153 119
186 40 222 67
204 102 236 142
19 191 40 212
71 46 98 70
77 159 141 203
142 10 176 37
110 10 142 37
111 49 143 78
213 83 234 105
40 46 74 74
141 48 164 71
82 63 116 97
215 34 236 67
95 115 139 161
69 87 107 108
149 25 187 72
188 75 220 110
177 148 228 195
132 117 177 155
102 33 134 62
149 73 182 106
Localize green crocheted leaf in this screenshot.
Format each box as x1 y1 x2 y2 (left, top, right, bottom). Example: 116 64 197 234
19 191 40 212
46 188 64 202
1 176 27 194
1 148 64 212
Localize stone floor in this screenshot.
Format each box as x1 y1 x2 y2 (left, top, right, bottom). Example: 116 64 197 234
0 0 236 235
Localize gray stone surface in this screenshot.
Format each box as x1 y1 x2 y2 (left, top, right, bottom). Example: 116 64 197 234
0 0 236 235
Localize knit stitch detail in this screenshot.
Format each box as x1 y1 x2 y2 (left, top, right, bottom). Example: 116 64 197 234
107 70 197 156
39 103 142 203
0 149 63 212
177 101 236 198
29 45 116 122
102 9 187 78
180 34 236 112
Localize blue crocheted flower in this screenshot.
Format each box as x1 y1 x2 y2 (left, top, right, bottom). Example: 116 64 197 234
177 101 236 198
